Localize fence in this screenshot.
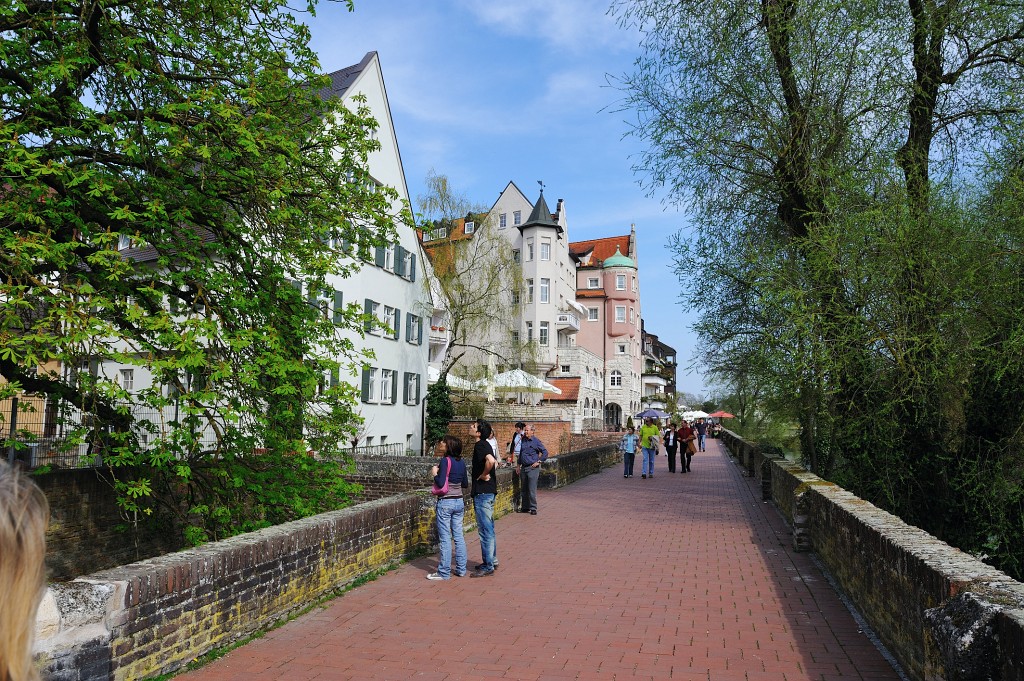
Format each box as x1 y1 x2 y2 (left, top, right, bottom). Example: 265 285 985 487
1 396 218 469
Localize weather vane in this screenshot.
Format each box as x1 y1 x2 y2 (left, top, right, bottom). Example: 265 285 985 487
538 180 545 193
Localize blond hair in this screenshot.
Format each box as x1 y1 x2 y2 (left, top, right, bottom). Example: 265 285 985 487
0 461 49 681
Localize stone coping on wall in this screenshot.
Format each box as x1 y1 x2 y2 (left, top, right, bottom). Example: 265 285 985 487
719 429 1024 681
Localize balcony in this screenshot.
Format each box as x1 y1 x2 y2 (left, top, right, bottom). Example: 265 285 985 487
556 312 580 333
429 325 448 343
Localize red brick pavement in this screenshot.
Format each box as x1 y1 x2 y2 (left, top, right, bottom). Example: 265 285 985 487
180 438 902 681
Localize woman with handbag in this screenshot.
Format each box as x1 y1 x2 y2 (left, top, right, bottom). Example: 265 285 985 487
428 435 469 581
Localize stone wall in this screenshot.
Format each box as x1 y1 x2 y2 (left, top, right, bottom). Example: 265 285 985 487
35 494 435 681
36 469 181 581
720 430 1024 681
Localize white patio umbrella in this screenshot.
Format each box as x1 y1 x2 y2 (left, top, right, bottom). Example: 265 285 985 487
682 409 710 420
427 365 475 390
479 369 562 394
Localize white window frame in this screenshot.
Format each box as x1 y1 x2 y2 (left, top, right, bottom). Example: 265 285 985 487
540 239 551 261
588 277 600 289
499 213 507 229
540 278 549 304
527 279 534 303
561 364 570 373
512 249 521 263
526 239 534 261
406 373 419 405
381 369 393 403
617 343 627 354
513 210 522 225
526 321 533 342
616 274 626 290
588 307 599 321
539 321 549 346
610 370 622 387
120 369 134 392
384 305 397 338
615 306 626 323
367 368 378 402
384 246 394 272
369 301 381 334
464 221 475 234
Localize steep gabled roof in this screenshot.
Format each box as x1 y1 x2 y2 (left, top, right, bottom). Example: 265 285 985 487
320 52 377 99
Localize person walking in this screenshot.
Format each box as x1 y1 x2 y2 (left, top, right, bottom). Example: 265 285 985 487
620 426 639 478
1 461 49 681
517 424 548 515
470 420 498 577
638 417 661 478
694 418 708 452
427 435 469 581
663 424 679 473
677 420 696 472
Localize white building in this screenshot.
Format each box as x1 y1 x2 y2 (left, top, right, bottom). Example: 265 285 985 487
323 52 430 454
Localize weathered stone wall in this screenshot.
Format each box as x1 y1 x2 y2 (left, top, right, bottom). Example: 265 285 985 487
35 494 435 681
721 429 1024 681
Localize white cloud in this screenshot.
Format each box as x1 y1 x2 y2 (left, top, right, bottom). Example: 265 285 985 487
457 0 636 54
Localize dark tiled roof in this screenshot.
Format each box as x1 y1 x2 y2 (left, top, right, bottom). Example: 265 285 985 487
320 52 377 99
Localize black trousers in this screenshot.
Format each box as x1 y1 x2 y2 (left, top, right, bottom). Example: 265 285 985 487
665 445 678 472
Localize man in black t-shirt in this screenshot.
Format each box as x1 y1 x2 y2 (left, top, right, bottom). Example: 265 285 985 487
470 420 498 577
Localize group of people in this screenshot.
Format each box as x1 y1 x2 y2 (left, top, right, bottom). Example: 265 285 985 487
428 420 548 581
1 460 50 681
619 417 711 478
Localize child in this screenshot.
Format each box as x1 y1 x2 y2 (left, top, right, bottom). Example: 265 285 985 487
620 426 639 478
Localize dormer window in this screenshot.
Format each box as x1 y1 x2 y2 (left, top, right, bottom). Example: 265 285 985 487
465 221 475 234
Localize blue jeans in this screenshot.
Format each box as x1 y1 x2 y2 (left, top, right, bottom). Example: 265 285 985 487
623 452 636 476
642 447 656 476
698 434 706 451
435 497 466 579
473 493 497 569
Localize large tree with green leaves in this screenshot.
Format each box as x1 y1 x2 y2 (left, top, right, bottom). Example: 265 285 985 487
614 0 1024 577
1 0 401 543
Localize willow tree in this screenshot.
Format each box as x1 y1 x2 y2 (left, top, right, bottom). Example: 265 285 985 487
417 172 528 384
0 0 401 543
613 0 1024 576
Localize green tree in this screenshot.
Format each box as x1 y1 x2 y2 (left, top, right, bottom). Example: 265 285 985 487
1 0 402 543
424 379 455 449
417 171 530 385
613 0 1024 577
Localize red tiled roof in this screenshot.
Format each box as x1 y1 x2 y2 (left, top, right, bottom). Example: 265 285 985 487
575 290 605 298
419 217 477 246
543 377 580 402
569 235 630 266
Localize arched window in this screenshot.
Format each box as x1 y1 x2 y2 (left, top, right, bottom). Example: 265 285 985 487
610 370 622 387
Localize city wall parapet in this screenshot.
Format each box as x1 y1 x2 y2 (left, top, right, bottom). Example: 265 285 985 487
720 430 1024 681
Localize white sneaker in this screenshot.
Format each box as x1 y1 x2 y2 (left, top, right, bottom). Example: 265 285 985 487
426 572 447 581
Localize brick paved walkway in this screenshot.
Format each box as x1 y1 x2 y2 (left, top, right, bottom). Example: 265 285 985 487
181 438 902 681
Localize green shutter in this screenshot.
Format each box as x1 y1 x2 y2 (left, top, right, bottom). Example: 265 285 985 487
333 290 344 325
408 253 416 281
390 370 398 404
375 246 386 268
393 309 400 340
364 299 374 332
414 374 421 404
403 372 410 404
361 368 370 402
330 367 339 388
395 245 406 276
417 316 423 345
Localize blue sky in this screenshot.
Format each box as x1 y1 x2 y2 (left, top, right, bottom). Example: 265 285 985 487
305 0 708 398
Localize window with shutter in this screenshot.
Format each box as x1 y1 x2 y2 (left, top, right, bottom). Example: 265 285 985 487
408 253 416 281
395 245 407 276
375 246 386 268
361 368 371 402
333 290 344 325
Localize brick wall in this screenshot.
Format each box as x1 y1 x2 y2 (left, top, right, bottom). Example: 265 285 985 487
35 494 436 681
721 429 1024 681
447 419 571 458
36 469 183 581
